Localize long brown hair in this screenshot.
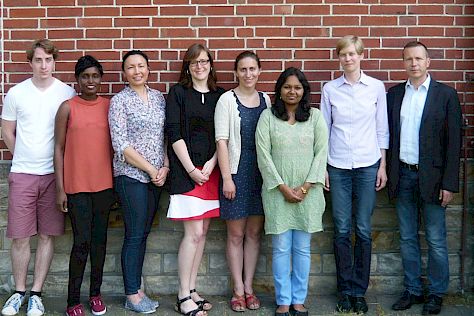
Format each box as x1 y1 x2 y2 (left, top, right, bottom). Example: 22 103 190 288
178 43 218 91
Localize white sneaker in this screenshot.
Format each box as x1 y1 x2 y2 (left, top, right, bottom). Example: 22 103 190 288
26 295 44 316
1 293 25 316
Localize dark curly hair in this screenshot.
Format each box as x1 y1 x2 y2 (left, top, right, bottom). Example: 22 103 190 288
271 67 311 122
75 55 103 78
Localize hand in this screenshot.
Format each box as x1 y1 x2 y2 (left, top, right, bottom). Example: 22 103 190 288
439 189 454 207
56 190 68 213
375 165 387 191
189 168 209 186
148 167 160 185
324 170 330 191
293 186 307 201
152 166 169 187
201 156 217 177
222 178 236 200
278 184 303 203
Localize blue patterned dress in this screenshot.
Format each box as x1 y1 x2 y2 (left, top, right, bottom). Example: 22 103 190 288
220 91 266 220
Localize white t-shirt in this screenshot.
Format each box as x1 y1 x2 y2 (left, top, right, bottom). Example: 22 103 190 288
2 78 76 174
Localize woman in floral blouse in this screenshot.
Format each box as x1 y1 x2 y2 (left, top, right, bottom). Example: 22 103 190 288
108 50 169 314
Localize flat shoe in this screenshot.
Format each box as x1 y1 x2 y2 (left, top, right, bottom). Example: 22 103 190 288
230 292 246 312
245 292 260 310
190 289 212 311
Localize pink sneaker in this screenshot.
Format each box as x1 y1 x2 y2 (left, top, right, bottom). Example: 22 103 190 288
66 304 85 316
89 295 107 315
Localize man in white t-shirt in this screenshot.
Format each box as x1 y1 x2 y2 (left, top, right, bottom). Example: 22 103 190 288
1 39 75 316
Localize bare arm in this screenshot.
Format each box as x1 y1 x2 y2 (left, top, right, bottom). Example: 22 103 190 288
217 139 236 200
1 119 16 155
53 101 70 212
172 139 209 185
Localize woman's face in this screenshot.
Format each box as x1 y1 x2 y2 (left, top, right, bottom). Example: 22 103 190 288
280 75 304 107
77 66 101 100
235 57 261 90
123 54 149 88
189 50 211 84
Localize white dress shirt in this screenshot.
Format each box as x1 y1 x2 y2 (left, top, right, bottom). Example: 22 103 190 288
399 75 431 165
320 72 389 169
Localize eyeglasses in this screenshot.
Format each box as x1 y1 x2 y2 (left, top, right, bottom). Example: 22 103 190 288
190 59 210 67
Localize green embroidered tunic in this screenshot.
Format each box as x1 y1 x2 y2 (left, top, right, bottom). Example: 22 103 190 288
256 108 328 235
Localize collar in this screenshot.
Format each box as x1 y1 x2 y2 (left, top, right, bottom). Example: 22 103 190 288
405 74 431 91
336 71 368 87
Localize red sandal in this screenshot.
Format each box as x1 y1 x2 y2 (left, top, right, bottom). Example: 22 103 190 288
230 292 246 312
245 292 261 310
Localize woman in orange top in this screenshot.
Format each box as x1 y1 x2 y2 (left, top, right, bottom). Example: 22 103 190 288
54 55 114 316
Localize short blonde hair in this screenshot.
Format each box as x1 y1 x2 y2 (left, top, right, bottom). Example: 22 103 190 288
336 35 364 56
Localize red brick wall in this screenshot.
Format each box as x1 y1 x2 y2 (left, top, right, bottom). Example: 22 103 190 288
1 0 473 160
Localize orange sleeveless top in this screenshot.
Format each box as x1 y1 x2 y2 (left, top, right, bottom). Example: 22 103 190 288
64 96 113 194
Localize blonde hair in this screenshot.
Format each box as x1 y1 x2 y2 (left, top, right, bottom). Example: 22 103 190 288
336 35 364 56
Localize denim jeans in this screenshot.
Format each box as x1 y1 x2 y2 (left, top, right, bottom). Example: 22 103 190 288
396 166 449 296
272 230 312 305
67 189 114 307
115 176 162 295
328 161 379 297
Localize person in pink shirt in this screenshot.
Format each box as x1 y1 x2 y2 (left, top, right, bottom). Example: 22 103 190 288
320 35 389 314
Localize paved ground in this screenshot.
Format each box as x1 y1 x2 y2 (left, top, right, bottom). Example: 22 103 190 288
1 293 473 316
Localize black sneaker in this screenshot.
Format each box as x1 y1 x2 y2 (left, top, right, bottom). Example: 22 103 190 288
336 294 352 313
392 290 424 311
352 297 368 314
422 294 442 315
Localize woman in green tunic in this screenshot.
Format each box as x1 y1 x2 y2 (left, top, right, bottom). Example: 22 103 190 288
256 67 328 316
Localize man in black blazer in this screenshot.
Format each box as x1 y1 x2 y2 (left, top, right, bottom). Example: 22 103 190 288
387 41 462 315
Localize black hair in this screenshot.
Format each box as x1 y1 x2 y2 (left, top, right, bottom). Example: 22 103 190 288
234 50 261 71
122 50 149 71
271 67 311 122
74 55 103 78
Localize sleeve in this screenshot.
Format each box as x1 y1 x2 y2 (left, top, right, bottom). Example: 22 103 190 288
214 92 230 142
1 90 18 121
108 94 130 162
319 84 332 138
305 109 329 185
166 85 184 144
375 81 389 149
442 87 462 192
255 110 284 190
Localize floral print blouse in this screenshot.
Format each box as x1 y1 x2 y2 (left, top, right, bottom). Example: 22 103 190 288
109 85 166 183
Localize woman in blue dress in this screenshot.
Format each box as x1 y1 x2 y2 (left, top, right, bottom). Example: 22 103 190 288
215 51 271 312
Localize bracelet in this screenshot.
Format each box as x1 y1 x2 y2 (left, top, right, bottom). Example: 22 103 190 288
188 167 196 174
300 187 308 194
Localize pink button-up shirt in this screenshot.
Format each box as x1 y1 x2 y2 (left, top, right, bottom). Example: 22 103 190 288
320 72 389 170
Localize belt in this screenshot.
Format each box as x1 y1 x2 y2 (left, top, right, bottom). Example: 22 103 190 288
400 161 418 171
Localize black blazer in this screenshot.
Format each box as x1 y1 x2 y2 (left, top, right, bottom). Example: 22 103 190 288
386 78 462 204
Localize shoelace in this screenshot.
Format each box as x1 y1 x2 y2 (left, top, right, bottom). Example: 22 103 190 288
6 294 22 307
30 296 43 311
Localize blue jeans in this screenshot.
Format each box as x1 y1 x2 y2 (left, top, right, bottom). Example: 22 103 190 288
328 161 379 297
272 230 312 305
396 166 449 296
115 176 162 295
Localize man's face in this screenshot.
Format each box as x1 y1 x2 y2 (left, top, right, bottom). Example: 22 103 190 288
29 47 55 80
403 46 430 82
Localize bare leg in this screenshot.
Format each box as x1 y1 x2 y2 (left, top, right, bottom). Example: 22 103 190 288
31 234 55 292
225 219 246 296
189 219 211 309
243 216 264 295
11 237 31 292
177 220 205 316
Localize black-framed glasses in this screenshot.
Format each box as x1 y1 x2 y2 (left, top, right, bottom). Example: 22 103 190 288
190 59 210 67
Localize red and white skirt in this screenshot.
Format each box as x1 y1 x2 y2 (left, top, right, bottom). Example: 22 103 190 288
167 167 220 220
